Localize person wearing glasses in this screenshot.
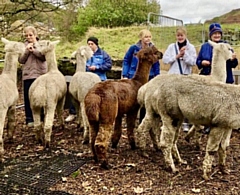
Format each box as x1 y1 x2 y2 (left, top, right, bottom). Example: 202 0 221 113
18 26 47 128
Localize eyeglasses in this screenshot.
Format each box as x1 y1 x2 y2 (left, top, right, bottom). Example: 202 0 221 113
25 34 34 37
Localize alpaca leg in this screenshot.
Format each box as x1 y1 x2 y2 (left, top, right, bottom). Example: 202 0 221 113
32 107 43 144
172 122 187 165
0 109 8 161
111 115 122 148
44 107 55 148
148 114 162 151
136 110 155 150
159 117 178 173
95 123 113 169
6 105 16 142
56 96 65 129
202 127 223 180
81 102 89 144
218 128 232 175
126 110 139 149
89 122 99 163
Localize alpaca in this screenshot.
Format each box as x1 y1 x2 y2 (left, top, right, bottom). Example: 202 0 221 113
29 40 67 148
137 73 240 180
84 46 163 169
0 38 25 160
185 40 233 146
136 40 234 152
69 46 101 143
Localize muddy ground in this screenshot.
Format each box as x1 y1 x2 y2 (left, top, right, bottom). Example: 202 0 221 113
2 82 240 195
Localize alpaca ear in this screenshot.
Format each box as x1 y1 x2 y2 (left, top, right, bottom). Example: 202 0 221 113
52 40 60 45
1 37 9 44
71 51 77 58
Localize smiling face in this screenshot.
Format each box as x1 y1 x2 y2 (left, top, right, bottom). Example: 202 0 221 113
139 29 152 47
210 31 222 42
24 26 38 43
176 27 187 43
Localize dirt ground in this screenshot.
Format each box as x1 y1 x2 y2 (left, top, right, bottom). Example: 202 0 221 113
2 82 240 195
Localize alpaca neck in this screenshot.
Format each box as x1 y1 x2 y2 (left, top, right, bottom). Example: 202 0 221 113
2 52 18 83
45 50 58 71
211 50 227 82
75 55 87 72
132 60 152 85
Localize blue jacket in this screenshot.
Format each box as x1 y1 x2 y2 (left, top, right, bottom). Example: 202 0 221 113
122 41 160 80
86 47 112 81
196 41 238 84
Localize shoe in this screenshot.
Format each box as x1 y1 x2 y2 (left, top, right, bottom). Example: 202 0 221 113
27 122 34 128
65 114 76 122
182 123 190 132
202 127 211 134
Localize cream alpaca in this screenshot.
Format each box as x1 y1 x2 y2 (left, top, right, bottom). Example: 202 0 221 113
29 40 67 148
0 38 25 160
69 46 101 143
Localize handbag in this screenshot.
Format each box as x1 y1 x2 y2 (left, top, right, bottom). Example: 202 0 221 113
174 43 183 74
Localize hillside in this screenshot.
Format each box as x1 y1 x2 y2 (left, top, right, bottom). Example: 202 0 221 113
206 8 240 24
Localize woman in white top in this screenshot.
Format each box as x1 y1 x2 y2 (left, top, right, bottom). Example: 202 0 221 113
163 26 197 75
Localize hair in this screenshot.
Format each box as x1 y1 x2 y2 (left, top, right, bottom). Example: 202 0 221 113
176 26 187 36
139 29 152 39
24 26 38 36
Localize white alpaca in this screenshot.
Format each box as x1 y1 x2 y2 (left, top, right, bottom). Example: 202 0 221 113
0 38 25 160
185 40 233 146
137 73 240 180
136 40 233 150
29 40 67 148
69 46 101 143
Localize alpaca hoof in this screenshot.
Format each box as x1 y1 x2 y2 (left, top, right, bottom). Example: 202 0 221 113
202 174 211 181
130 142 136 150
82 139 89 145
179 159 187 165
100 161 110 170
219 165 230 175
45 141 50 148
93 156 98 163
111 143 118 149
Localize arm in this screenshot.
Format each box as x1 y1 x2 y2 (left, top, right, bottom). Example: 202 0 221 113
182 44 197 66
162 44 176 65
122 45 135 78
97 51 112 71
18 49 30 64
152 61 160 76
32 50 46 62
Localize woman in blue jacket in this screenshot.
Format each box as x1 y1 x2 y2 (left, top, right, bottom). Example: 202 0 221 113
197 23 238 84
122 29 160 123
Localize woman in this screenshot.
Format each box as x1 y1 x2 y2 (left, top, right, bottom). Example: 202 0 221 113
18 26 47 127
162 26 197 132
122 29 160 123
197 23 238 84
196 23 238 134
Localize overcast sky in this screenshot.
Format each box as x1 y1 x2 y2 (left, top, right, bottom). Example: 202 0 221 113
160 1 240 24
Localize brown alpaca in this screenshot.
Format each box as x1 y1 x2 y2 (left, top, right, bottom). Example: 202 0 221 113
84 46 163 169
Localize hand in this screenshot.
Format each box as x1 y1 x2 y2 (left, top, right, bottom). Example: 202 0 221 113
202 60 211 66
26 43 34 52
176 46 186 59
88 66 96 71
231 52 237 60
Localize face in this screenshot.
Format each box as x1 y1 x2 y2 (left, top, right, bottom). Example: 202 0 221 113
87 41 98 52
25 30 37 43
210 32 222 42
141 34 152 45
176 32 186 43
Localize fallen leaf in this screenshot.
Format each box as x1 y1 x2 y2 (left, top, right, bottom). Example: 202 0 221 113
133 186 144 194
192 188 201 193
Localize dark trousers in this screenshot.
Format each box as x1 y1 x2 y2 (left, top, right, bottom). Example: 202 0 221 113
23 79 35 124
23 79 44 124
69 103 76 115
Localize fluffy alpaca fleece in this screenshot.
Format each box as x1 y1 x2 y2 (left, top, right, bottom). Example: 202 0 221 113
0 38 25 160
29 40 67 148
185 40 233 146
137 73 239 180
69 46 101 143
84 46 163 169
136 40 234 151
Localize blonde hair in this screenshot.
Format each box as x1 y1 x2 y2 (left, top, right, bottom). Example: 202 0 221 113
176 26 187 36
138 29 152 39
23 26 38 36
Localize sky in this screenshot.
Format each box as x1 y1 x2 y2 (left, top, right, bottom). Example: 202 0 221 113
160 0 240 24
